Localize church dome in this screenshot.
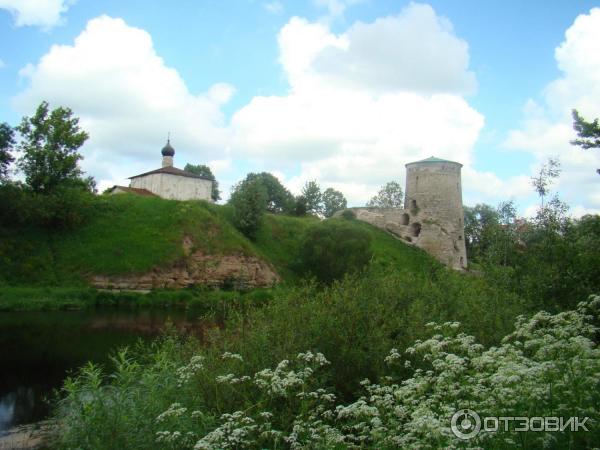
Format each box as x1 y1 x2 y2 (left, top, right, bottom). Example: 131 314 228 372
161 140 175 157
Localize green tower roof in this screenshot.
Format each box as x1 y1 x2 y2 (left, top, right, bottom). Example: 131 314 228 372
405 156 462 166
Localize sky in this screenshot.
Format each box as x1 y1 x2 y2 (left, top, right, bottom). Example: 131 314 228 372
1 0 599 216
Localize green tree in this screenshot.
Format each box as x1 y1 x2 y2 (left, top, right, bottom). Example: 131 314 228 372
16 101 93 193
184 163 221 201
228 178 268 239
571 109 600 174
496 200 518 266
367 181 403 208
245 172 295 213
321 187 347 218
463 203 500 261
0 122 15 182
293 195 308 216
301 180 322 216
531 158 560 209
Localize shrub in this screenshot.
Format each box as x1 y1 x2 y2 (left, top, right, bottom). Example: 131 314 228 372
228 179 268 239
298 219 372 283
0 183 97 229
340 209 356 220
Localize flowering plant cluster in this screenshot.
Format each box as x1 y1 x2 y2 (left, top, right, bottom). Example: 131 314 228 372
147 296 600 450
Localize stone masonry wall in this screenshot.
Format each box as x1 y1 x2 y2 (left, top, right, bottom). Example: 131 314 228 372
130 172 213 202
404 161 467 270
339 160 467 271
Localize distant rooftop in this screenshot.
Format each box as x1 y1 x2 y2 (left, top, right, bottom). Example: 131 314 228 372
129 165 213 180
106 186 157 196
405 156 462 166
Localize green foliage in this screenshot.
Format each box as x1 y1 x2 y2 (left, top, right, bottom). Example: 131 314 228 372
16 101 94 193
465 196 600 312
184 163 221 201
0 122 14 182
244 172 295 214
0 183 97 230
367 180 403 208
252 213 319 279
33 185 97 229
464 203 501 262
571 109 600 174
506 212 600 311
571 109 600 149
321 187 347 218
228 178 268 239
54 268 544 450
298 219 373 283
340 209 356 220
292 194 308 216
531 157 561 208
301 180 322 216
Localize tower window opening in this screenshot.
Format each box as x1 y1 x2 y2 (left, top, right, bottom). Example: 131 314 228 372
400 213 409 225
410 222 421 237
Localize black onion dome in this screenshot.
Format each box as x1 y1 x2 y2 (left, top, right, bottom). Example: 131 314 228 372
161 140 175 157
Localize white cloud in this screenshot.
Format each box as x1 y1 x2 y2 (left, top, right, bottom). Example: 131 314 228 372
505 7 600 214
313 4 476 95
263 1 283 15
0 58 5 68
13 5 499 207
230 3 483 204
0 0 73 29
207 158 233 176
462 168 531 204
14 15 233 192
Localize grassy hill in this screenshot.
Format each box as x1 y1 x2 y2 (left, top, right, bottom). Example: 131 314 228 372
0 193 440 287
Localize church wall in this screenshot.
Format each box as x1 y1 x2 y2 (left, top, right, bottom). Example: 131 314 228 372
130 173 212 201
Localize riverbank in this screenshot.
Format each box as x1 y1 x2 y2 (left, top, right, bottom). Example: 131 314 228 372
0 286 275 312
0 421 54 450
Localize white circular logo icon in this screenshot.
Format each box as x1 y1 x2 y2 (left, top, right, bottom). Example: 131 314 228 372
451 409 481 440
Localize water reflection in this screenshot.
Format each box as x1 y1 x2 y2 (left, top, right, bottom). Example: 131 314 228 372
0 388 37 436
0 308 205 434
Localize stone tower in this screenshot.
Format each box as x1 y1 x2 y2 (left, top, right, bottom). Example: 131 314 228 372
404 156 467 270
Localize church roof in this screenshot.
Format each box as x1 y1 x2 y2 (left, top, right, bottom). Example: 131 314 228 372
128 165 213 180
405 156 462 166
161 139 175 157
107 186 157 196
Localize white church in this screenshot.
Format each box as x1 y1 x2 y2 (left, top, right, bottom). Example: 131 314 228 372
108 140 214 201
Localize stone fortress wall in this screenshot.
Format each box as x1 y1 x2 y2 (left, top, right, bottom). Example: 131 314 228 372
341 158 467 270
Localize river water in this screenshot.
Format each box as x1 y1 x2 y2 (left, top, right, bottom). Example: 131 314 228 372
0 308 205 435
